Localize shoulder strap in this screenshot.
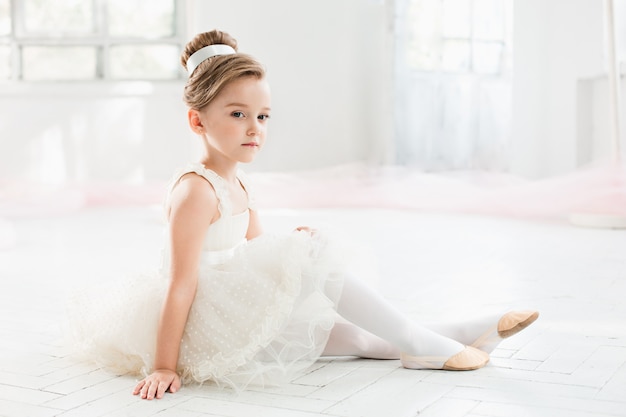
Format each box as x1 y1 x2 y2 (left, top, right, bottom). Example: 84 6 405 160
166 163 231 216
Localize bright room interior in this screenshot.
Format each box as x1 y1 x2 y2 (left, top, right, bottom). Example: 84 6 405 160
1 1 625 416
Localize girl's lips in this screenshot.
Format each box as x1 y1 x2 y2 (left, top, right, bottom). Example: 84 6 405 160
242 143 259 147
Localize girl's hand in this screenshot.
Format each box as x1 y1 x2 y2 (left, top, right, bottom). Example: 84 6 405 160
295 226 317 235
132 369 181 400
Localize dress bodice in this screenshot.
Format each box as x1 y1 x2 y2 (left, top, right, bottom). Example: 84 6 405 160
164 163 255 266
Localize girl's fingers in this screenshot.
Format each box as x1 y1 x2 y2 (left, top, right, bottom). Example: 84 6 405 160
156 381 169 399
295 226 316 235
132 379 145 395
133 373 179 399
170 376 181 393
146 380 159 400
140 381 150 399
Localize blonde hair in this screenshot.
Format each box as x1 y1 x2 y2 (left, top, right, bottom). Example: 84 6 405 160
181 30 265 110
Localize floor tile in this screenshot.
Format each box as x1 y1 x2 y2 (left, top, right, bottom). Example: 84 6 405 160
1 207 625 416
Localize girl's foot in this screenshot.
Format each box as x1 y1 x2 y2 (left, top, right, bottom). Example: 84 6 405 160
471 310 539 351
401 345 489 371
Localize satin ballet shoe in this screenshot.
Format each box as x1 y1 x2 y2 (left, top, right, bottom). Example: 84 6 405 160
400 346 489 371
471 310 539 350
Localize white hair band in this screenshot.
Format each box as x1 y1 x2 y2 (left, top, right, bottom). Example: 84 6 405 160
187 44 236 76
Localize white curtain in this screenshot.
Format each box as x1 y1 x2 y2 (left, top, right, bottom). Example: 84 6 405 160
393 0 513 171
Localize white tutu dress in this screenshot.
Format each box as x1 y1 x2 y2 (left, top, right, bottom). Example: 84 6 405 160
68 163 346 390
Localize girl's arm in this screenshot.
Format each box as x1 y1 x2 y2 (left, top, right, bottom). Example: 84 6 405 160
133 174 217 400
246 208 263 240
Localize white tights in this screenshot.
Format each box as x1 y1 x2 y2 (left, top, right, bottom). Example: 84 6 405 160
323 275 504 359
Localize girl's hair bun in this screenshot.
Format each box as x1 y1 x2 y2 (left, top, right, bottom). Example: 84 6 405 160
181 30 238 72
181 30 265 110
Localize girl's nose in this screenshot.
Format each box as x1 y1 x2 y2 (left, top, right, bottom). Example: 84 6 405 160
248 120 263 136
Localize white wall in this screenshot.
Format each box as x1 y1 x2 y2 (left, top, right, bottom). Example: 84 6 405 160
0 0 389 184
188 0 391 173
510 0 605 178
0 83 193 184
1 0 619 183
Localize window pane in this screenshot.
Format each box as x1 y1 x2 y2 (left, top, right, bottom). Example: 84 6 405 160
441 40 470 72
0 0 10 36
0 45 10 78
109 44 180 79
442 0 471 38
23 0 94 34
473 0 505 40
407 38 441 71
107 0 175 38
407 0 442 71
408 0 442 39
22 46 97 80
473 42 502 74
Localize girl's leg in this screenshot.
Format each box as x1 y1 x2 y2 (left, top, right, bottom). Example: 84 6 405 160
426 310 539 354
335 275 488 370
322 320 400 359
426 314 503 353
323 311 539 358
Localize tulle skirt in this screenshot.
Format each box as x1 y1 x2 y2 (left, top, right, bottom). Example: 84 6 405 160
67 231 346 391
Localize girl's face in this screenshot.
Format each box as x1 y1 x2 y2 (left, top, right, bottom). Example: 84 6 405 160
192 76 271 165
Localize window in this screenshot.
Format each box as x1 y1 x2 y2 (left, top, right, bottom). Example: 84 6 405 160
404 0 512 75
0 0 185 81
394 0 513 171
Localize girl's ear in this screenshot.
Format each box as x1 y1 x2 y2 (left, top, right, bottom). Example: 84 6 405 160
188 109 204 134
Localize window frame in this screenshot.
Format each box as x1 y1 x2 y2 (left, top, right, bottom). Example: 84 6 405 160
0 0 187 82
403 0 512 76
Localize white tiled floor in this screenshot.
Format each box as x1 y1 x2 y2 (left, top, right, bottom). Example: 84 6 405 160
1 206 625 417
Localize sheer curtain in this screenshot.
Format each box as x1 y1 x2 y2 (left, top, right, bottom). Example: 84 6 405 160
393 0 513 171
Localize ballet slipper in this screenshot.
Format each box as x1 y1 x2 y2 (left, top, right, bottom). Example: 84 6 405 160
471 310 539 350
400 346 489 371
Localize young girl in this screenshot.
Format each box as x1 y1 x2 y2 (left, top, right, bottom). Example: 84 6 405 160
69 29 538 401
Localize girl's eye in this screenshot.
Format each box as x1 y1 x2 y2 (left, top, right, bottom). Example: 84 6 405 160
232 111 245 118
258 114 271 121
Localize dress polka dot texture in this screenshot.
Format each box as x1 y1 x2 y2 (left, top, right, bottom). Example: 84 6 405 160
68 163 346 391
